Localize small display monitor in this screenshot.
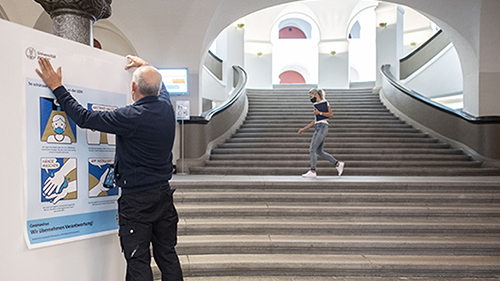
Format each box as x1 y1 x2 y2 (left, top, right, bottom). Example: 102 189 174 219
158 68 188 95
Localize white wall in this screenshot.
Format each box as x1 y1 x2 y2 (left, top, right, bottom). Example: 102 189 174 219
402 5 436 57
0 19 125 281
245 41 273 88
348 5 377 83
273 39 319 84
403 44 463 98
319 40 350 88
201 66 227 104
201 22 245 107
478 0 500 116
376 3 405 86
224 25 245 94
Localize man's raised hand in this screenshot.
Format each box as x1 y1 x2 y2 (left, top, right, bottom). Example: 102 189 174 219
125 55 149 70
35 57 62 90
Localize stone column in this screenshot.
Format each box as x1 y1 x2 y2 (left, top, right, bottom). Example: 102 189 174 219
35 0 112 46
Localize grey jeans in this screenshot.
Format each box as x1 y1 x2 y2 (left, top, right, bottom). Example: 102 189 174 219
310 123 338 171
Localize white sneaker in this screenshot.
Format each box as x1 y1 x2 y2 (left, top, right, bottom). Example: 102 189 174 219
336 162 345 177
302 170 317 178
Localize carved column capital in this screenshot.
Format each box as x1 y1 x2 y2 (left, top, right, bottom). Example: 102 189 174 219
34 0 112 22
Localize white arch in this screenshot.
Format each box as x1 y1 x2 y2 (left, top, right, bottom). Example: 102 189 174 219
278 18 312 39
271 11 320 43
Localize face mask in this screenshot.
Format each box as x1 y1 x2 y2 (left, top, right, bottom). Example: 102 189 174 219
54 127 64 134
310 97 317 103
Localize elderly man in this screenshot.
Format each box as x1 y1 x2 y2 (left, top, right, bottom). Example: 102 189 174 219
36 56 183 281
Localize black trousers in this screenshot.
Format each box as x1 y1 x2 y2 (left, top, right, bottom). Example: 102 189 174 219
118 185 183 281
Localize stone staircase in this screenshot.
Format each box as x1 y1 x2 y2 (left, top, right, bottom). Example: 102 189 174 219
155 178 500 280
189 88 500 176
152 88 500 280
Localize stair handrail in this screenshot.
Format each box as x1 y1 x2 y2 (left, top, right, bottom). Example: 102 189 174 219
381 64 500 123
204 50 223 80
181 65 248 124
399 29 452 80
400 30 445 62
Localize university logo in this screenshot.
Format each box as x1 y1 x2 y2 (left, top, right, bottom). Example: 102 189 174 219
26 47 37 60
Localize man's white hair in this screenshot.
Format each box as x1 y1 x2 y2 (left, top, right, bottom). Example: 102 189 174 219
132 66 162 97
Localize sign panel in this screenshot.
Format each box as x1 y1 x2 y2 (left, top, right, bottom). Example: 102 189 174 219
176 100 190 120
22 43 128 248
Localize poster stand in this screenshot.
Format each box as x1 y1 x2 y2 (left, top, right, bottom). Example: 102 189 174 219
176 100 189 175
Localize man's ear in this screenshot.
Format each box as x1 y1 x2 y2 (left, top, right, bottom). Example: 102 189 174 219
131 81 137 92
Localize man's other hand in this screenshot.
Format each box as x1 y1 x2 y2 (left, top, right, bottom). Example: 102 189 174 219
36 57 63 91
125 55 149 70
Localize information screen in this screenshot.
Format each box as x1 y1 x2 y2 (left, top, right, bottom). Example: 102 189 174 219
158 68 188 95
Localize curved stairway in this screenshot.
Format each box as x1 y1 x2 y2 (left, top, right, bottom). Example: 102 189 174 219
153 178 500 280
189 88 500 176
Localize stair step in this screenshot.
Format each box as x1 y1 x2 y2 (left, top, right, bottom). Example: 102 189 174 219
248 104 387 109
176 235 500 255
176 204 500 217
170 254 500 278
209 153 471 161
219 142 448 149
240 125 413 130
170 179 500 193
236 128 421 134
247 112 390 115
175 191 500 204
179 219 500 236
245 115 402 123
244 116 404 123
211 148 463 155
232 133 430 139
188 166 500 176
247 111 393 116
204 160 480 168
182 277 500 281
227 137 438 143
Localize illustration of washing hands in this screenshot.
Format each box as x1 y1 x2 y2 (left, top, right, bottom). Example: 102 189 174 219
43 158 77 204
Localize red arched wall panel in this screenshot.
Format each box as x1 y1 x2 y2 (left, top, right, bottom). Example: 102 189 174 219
279 26 307 39
279 71 306 84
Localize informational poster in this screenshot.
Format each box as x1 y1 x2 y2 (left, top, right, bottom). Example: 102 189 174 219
22 43 128 248
176 100 190 120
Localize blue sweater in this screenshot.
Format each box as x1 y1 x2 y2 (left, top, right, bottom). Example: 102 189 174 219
52 83 176 194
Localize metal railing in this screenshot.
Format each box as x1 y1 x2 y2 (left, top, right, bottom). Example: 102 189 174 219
399 30 451 80
204 50 223 80
181 65 247 124
382 64 500 123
